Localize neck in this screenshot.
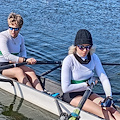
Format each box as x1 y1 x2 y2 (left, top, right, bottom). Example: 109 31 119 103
74 52 91 64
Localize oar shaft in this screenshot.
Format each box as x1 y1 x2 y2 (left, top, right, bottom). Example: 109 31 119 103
0 62 27 71
36 61 120 65
68 84 94 120
40 64 62 76
0 64 14 70
97 92 120 95
102 63 120 65
78 87 92 110
36 61 61 64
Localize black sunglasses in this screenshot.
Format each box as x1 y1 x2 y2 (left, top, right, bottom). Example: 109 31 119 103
77 45 92 50
9 27 20 31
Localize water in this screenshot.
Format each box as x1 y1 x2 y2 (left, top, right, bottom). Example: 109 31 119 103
0 88 58 120
0 0 120 119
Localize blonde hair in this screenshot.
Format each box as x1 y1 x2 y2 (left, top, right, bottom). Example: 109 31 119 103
68 45 96 55
7 12 23 28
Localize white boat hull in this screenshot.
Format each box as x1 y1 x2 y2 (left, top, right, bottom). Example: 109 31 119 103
0 74 104 120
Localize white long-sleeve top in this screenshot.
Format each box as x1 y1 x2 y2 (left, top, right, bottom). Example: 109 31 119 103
0 30 27 63
61 53 112 97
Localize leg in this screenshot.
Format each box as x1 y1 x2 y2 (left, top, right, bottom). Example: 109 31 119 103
90 93 120 120
20 66 43 91
106 107 120 120
2 67 33 87
70 95 115 120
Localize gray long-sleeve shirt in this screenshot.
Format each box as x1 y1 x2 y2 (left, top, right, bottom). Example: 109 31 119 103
61 53 112 97
0 30 26 63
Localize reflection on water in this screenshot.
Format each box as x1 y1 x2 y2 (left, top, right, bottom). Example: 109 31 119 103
1 96 31 120
0 89 58 120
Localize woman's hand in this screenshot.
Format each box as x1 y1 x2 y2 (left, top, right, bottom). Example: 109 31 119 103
101 96 113 107
26 58 37 65
87 76 98 86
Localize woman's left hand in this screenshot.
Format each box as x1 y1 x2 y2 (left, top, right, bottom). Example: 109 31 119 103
101 96 113 107
26 58 37 64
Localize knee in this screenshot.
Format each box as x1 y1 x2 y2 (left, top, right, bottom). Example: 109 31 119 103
102 108 116 120
15 68 24 75
27 69 36 75
108 107 117 114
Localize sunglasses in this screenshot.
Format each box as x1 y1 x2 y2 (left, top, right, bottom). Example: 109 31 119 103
77 45 92 50
9 27 20 31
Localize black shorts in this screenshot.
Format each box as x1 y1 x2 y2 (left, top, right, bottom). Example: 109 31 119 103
0 62 9 74
62 91 93 103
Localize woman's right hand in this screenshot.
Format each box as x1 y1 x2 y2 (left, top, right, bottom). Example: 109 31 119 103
26 58 37 65
87 77 98 86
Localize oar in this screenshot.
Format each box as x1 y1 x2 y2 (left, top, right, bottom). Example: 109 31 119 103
36 61 62 64
62 84 94 120
40 64 62 77
102 63 120 65
97 92 120 95
0 62 27 71
36 61 120 65
0 61 62 71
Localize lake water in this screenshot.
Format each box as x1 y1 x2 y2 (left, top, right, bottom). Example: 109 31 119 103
0 0 120 119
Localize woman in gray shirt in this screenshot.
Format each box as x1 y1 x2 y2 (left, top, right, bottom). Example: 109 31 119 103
61 29 120 120
0 13 43 92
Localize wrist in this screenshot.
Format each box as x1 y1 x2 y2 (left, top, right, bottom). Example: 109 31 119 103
107 96 113 100
86 81 90 86
23 57 27 62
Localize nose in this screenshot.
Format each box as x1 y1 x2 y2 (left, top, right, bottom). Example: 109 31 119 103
11 29 15 33
83 48 87 51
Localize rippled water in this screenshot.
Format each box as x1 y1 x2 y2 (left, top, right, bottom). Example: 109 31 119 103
0 0 120 119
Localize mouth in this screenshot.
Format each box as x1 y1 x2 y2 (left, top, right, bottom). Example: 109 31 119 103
82 52 87 57
12 33 15 36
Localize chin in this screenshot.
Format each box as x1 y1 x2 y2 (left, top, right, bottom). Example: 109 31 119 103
12 35 16 38
82 54 86 57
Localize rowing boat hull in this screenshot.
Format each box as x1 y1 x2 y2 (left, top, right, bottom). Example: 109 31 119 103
0 74 103 120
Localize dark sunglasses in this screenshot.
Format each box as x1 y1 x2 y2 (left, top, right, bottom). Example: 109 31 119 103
77 45 92 50
9 27 20 31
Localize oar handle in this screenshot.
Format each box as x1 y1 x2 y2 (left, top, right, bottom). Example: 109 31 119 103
15 62 27 67
0 62 27 71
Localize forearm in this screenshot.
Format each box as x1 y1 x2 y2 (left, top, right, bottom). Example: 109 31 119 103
18 57 25 63
9 57 25 63
100 75 112 97
94 55 112 97
61 82 88 93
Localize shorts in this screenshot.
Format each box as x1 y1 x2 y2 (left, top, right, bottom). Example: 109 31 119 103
62 91 93 103
0 62 9 74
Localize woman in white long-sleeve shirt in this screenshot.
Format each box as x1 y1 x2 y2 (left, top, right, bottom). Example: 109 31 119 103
61 29 120 120
0 12 43 92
